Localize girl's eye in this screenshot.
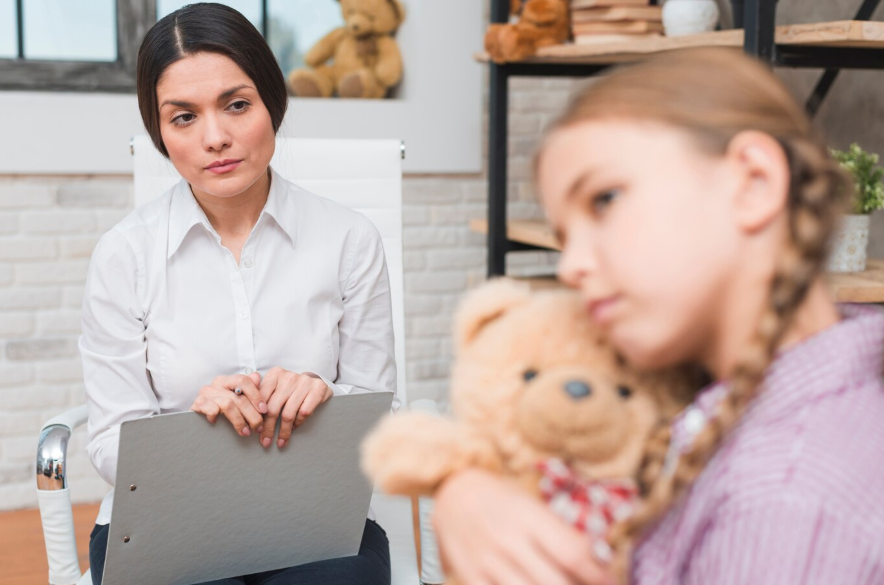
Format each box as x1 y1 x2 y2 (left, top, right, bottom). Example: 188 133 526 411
227 100 250 113
523 370 538 382
617 385 632 399
591 189 620 214
171 113 195 127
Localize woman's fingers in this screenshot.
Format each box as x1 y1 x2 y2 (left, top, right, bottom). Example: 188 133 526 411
295 379 332 427
261 379 295 449
191 395 221 424
215 374 266 415
277 381 311 448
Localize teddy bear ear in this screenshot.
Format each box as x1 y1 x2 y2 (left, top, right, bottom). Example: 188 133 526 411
455 278 532 350
390 0 406 24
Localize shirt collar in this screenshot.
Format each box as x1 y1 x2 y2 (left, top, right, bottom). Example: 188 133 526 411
672 304 884 446
167 166 297 259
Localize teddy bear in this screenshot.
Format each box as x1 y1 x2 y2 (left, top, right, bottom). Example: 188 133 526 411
361 279 695 576
485 0 571 64
288 0 405 99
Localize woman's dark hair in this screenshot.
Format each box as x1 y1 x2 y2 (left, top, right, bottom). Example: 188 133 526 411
136 2 288 158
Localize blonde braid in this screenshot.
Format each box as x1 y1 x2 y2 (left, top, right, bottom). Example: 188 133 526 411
608 137 852 584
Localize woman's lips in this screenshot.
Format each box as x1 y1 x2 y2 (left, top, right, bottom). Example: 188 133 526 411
206 160 242 174
586 296 621 326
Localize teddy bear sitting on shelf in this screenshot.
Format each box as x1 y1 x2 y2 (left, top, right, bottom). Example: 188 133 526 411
289 0 405 99
485 0 571 64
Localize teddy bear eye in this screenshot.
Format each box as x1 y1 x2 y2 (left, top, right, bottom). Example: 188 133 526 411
617 385 632 399
523 370 538 382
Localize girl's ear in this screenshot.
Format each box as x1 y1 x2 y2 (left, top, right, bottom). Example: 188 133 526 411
726 130 791 234
455 279 532 351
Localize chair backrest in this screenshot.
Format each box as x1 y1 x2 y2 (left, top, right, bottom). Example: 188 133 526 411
131 135 407 406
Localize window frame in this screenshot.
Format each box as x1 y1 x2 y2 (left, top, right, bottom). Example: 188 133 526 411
0 0 155 93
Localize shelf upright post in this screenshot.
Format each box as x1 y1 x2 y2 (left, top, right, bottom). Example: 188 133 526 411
742 0 777 62
487 0 512 277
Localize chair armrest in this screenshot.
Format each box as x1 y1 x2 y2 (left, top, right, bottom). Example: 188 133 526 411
36 405 88 585
37 404 87 491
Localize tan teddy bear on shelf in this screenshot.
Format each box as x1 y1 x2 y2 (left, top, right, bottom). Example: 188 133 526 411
361 279 695 578
289 0 405 99
485 0 571 64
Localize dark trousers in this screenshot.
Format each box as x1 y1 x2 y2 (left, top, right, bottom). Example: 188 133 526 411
89 518 391 585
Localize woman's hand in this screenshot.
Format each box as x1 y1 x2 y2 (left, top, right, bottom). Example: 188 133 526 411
434 469 612 585
258 367 333 449
190 372 267 437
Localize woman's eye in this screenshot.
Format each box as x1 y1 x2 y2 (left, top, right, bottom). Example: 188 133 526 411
171 113 195 127
617 385 632 399
227 100 250 113
591 189 620 214
523 370 538 382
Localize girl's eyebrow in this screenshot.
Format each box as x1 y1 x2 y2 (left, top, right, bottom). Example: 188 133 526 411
565 171 594 202
160 84 254 109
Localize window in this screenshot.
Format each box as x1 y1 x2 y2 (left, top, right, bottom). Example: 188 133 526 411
0 0 343 93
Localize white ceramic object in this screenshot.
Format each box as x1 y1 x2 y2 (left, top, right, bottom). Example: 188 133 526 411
662 0 720 37
828 214 871 273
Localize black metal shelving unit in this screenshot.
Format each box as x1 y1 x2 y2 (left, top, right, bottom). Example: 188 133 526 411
484 0 884 278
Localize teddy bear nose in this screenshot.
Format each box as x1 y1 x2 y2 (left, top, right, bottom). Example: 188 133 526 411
564 380 592 399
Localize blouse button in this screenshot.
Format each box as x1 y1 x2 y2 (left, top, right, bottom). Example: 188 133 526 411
243 258 253 268
244 367 254 375
240 310 249 320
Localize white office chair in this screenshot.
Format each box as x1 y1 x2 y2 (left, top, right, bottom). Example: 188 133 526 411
36 136 444 585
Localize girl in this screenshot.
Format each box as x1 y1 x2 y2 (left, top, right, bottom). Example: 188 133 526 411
433 48 884 584
81 3 395 584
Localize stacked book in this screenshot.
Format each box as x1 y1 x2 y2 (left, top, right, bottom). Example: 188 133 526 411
571 0 664 45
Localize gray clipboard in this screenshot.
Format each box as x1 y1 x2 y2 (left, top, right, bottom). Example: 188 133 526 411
102 392 394 585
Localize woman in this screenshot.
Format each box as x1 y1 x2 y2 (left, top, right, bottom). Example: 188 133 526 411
80 4 395 584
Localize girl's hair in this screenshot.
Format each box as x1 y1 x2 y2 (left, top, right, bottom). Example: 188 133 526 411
135 2 288 158
538 48 851 581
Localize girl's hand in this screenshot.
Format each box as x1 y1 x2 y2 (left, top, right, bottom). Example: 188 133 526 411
258 367 333 449
434 469 612 585
190 372 267 437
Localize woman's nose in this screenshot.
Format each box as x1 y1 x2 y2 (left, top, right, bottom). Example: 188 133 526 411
202 115 231 152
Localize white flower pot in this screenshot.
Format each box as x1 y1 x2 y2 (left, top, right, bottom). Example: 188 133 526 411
662 0 720 37
827 214 870 273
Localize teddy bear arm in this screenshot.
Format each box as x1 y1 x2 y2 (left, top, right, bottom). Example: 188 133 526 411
373 37 403 88
361 413 501 497
304 28 346 68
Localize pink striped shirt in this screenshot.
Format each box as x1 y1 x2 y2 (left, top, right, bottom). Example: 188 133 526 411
633 304 884 584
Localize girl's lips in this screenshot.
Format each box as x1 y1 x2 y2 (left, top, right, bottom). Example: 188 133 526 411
206 160 242 174
586 296 621 326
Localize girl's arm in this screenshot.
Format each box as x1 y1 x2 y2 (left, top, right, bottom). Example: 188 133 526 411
80 230 159 487
434 469 612 585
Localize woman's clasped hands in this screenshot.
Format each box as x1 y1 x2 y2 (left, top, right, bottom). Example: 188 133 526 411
190 367 333 448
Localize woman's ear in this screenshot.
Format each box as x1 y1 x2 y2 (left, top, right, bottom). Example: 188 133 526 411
725 130 791 234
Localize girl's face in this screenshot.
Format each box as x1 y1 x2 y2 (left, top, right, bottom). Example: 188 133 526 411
539 120 749 370
156 52 276 199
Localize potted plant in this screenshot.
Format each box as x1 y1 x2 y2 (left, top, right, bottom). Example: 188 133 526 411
828 143 884 272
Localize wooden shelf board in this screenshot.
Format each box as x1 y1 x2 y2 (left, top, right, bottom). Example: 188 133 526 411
471 219 884 303
470 218 561 250
475 20 884 65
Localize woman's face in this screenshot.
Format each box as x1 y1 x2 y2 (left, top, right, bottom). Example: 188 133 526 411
538 119 745 370
156 51 276 199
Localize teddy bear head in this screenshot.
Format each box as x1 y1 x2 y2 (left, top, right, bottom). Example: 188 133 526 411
451 279 685 480
337 0 405 38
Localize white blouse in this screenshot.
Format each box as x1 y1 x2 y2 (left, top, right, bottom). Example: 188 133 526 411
80 168 397 524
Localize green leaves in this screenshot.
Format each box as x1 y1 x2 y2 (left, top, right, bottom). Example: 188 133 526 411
832 143 884 215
